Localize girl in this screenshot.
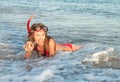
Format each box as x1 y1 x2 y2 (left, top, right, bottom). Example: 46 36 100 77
23 17 80 59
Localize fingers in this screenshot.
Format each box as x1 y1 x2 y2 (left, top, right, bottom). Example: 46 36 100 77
23 41 34 52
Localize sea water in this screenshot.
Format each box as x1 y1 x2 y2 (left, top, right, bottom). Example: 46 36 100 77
0 0 120 82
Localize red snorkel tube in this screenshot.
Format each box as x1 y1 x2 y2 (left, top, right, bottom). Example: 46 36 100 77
26 15 34 37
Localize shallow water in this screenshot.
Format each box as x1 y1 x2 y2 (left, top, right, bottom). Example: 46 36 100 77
0 0 120 82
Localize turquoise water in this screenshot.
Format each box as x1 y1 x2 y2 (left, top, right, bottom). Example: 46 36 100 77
0 0 120 82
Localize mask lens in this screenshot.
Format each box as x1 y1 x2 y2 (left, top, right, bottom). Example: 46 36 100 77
43 26 48 31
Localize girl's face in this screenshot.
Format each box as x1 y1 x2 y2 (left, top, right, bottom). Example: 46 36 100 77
34 29 45 43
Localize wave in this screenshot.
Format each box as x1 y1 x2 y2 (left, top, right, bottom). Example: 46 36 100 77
82 47 120 69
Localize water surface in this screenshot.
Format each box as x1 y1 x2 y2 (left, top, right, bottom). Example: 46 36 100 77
0 0 120 82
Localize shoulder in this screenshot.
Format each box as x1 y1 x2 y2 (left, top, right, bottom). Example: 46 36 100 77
47 36 56 46
49 38 56 44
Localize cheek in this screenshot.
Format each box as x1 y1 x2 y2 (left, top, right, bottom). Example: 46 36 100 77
40 33 46 39
41 36 45 40
34 34 40 41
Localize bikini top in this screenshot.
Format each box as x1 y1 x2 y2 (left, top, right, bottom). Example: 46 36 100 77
34 43 73 57
34 45 49 57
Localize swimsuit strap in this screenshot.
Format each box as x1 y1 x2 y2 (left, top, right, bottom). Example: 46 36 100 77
45 50 49 57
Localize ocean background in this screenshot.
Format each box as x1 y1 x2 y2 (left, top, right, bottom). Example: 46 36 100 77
0 0 120 82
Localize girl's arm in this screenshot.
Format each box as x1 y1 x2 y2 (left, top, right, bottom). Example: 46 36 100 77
48 38 56 57
24 52 31 59
23 41 34 59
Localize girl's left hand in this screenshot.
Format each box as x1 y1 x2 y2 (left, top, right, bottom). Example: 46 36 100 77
23 41 34 52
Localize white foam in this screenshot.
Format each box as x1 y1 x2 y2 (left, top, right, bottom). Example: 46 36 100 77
0 75 17 81
33 69 54 82
83 47 114 64
83 74 96 81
